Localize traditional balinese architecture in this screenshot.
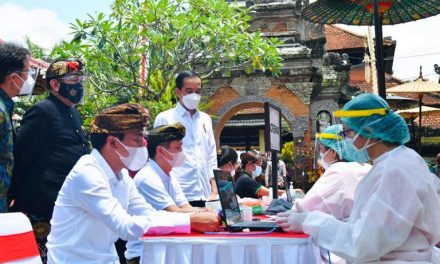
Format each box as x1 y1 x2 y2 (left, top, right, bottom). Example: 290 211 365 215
324 25 401 93
202 0 350 151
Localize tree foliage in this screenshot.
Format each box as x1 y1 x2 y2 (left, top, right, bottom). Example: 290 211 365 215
50 0 282 124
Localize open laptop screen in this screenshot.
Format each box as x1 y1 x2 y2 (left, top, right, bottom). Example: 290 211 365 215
213 169 242 225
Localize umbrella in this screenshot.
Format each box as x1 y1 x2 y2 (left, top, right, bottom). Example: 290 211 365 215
387 68 440 152
397 106 440 148
385 94 418 110
397 106 440 118
303 0 439 25
302 0 440 99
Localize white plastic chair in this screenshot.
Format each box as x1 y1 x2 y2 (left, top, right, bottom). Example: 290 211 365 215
0 212 42 264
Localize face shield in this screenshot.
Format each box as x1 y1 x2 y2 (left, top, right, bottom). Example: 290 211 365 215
334 107 388 162
313 132 342 169
18 68 39 97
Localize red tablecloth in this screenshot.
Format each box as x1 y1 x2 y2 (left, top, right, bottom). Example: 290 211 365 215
141 231 309 239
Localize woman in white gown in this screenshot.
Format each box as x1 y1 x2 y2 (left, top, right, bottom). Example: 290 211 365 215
277 93 440 263
298 124 371 264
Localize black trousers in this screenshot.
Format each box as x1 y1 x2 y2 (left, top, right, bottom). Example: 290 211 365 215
189 200 206 207
115 239 127 264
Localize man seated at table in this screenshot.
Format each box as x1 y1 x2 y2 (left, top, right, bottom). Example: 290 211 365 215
132 122 196 213
46 103 219 264
126 123 208 262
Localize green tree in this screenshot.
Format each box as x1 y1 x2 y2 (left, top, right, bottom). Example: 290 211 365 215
50 0 282 123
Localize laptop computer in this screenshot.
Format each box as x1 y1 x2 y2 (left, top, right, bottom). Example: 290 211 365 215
213 169 280 232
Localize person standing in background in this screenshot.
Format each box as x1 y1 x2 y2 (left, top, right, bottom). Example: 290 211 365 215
154 71 217 207
0 42 31 212
8 59 89 261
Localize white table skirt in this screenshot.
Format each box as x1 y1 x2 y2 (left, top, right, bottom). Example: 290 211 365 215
140 233 321 264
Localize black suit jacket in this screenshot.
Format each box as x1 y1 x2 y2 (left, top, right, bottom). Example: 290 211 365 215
9 94 89 219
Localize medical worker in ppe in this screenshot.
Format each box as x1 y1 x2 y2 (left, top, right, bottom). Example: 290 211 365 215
277 93 440 263
299 124 371 264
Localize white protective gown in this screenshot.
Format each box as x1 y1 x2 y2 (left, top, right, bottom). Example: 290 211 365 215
299 162 371 221
298 162 372 264
302 146 440 263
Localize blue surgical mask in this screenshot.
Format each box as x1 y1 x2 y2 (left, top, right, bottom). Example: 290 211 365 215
343 138 370 163
252 165 262 178
343 135 381 163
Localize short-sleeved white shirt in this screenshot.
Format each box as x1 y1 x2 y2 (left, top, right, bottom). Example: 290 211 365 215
134 160 189 210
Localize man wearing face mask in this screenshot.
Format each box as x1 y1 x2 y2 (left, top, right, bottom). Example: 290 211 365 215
131 122 196 213
46 103 219 264
126 123 208 263
296 124 371 264
8 59 89 260
154 71 218 207
0 42 31 213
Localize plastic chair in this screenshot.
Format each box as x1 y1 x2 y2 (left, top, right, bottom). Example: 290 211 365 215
0 212 42 264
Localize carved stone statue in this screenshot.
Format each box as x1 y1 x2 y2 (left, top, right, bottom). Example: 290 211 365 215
316 111 331 133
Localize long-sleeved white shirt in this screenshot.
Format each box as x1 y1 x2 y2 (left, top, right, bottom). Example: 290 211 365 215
46 149 190 264
154 102 217 201
302 146 440 263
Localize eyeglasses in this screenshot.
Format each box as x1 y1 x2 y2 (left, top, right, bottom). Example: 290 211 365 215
15 69 36 76
58 75 87 82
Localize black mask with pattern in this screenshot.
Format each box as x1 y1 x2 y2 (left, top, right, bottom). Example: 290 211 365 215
59 82 83 104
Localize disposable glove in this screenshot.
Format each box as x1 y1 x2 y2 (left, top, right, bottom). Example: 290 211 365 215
283 201 305 214
275 211 308 233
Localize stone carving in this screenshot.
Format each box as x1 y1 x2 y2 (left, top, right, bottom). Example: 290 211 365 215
309 99 339 136
316 110 332 133
285 83 314 104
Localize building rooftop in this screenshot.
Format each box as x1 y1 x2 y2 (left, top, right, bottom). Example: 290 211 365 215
325 25 394 51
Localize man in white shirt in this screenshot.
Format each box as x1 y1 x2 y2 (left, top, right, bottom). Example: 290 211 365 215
154 71 218 207
46 103 219 264
126 122 205 262
134 122 196 212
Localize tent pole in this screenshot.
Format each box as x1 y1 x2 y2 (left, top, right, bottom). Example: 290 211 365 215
418 95 423 154
373 0 386 100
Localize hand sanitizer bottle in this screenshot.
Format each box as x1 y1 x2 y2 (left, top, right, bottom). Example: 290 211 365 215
289 182 296 202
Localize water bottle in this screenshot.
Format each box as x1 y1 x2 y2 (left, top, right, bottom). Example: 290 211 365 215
289 182 296 202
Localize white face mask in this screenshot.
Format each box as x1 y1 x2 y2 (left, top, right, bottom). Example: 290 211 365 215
181 93 201 110
252 165 262 178
115 139 149 171
319 148 334 170
15 73 36 96
161 147 185 167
